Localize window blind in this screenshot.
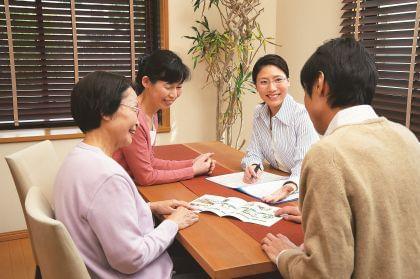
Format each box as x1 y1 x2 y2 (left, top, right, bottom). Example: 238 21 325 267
341 0 420 140
0 0 160 129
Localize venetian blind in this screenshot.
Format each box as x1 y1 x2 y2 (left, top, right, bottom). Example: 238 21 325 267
0 0 160 129
340 0 420 140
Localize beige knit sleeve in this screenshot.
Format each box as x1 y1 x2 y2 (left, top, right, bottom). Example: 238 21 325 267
278 144 355 278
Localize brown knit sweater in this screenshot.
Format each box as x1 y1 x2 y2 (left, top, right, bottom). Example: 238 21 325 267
278 118 420 278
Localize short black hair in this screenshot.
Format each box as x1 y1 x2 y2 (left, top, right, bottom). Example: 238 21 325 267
71 71 132 133
252 54 289 83
135 49 190 94
300 37 378 108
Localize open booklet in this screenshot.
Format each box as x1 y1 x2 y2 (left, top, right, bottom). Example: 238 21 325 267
206 171 299 203
190 194 282 227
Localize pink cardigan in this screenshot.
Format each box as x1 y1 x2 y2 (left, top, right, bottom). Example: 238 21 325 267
113 110 194 186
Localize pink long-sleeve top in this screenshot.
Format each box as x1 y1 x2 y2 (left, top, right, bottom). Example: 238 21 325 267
113 110 194 186
54 142 178 278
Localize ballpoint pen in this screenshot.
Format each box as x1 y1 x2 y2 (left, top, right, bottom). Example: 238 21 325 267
251 164 261 179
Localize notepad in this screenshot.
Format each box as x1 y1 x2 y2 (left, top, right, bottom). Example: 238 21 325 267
190 194 282 227
206 171 298 204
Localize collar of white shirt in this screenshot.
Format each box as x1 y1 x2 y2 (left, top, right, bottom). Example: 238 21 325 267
258 94 294 126
324 105 379 136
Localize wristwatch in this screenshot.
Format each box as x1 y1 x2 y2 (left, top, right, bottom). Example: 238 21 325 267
283 181 298 193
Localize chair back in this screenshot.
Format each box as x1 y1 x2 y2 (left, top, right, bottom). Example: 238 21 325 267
5 140 60 209
25 187 90 279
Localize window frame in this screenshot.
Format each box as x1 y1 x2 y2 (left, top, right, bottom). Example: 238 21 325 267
340 0 420 140
0 0 170 143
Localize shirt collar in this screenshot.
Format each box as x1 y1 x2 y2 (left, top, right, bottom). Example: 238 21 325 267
258 94 294 126
324 105 379 136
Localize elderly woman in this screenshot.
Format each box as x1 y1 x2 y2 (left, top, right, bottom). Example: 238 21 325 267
53 71 198 278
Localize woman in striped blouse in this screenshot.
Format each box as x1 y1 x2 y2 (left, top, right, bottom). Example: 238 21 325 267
241 54 319 203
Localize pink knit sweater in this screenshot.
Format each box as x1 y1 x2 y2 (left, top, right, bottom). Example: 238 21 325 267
113 110 194 186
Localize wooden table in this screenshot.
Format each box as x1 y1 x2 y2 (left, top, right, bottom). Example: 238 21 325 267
139 141 293 279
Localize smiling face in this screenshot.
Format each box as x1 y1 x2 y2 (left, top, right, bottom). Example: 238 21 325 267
143 77 183 110
106 87 139 148
255 65 290 116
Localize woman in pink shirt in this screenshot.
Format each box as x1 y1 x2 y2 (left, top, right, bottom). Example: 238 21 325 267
113 50 215 186
54 71 199 278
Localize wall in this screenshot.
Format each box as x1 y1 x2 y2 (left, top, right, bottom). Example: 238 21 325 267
276 0 342 103
0 0 341 233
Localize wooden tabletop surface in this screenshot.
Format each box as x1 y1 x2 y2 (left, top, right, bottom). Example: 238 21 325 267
139 141 291 278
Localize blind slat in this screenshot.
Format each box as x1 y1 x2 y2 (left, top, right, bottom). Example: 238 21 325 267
0 0 159 130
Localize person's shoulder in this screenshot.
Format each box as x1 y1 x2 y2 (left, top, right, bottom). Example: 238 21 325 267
285 95 309 118
385 119 418 143
252 103 266 118
304 138 335 164
254 102 265 113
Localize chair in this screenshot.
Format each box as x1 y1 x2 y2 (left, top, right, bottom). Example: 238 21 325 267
5 140 59 208
25 187 90 279
5 140 61 278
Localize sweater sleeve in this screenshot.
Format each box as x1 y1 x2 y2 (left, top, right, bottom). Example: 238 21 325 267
121 122 194 186
87 174 178 275
286 110 319 189
278 144 354 278
152 156 194 170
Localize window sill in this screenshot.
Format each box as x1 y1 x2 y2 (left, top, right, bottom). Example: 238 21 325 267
0 125 171 144
0 127 84 143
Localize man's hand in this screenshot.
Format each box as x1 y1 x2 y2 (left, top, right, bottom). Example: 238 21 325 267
261 233 298 263
275 205 302 223
149 199 194 215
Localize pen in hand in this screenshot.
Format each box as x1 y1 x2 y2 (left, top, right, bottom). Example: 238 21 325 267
251 164 261 179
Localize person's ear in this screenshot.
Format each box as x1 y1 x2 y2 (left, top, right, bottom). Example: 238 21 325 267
313 71 330 99
142 76 151 89
102 114 112 121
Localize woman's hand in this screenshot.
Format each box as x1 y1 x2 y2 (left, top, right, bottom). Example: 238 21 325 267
193 153 216 176
149 199 194 215
167 206 199 230
243 164 263 184
274 205 302 223
193 153 214 163
262 182 297 204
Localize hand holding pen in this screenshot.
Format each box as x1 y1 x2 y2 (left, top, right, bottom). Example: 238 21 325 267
243 163 263 184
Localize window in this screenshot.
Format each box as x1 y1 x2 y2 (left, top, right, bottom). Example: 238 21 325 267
340 0 420 140
0 0 169 132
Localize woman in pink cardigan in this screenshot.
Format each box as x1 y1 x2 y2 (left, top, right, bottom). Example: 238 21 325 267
113 50 215 186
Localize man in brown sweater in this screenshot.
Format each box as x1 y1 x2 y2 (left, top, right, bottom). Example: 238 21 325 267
261 38 420 278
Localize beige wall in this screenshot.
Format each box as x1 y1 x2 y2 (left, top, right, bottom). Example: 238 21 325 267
0 0 341 233
276 0 341 103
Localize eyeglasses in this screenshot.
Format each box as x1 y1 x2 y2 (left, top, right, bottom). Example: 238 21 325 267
256 77 288 87
120 103 140 116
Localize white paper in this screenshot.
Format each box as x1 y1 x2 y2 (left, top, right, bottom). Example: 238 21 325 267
206 171 288 189
238 181 299 203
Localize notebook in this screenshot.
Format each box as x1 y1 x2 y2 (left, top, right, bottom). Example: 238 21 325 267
206 171 298 204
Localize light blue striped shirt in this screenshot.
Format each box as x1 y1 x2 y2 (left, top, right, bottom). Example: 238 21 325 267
241 94 319 190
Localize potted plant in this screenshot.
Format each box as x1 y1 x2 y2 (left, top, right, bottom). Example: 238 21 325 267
185 0 275 149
